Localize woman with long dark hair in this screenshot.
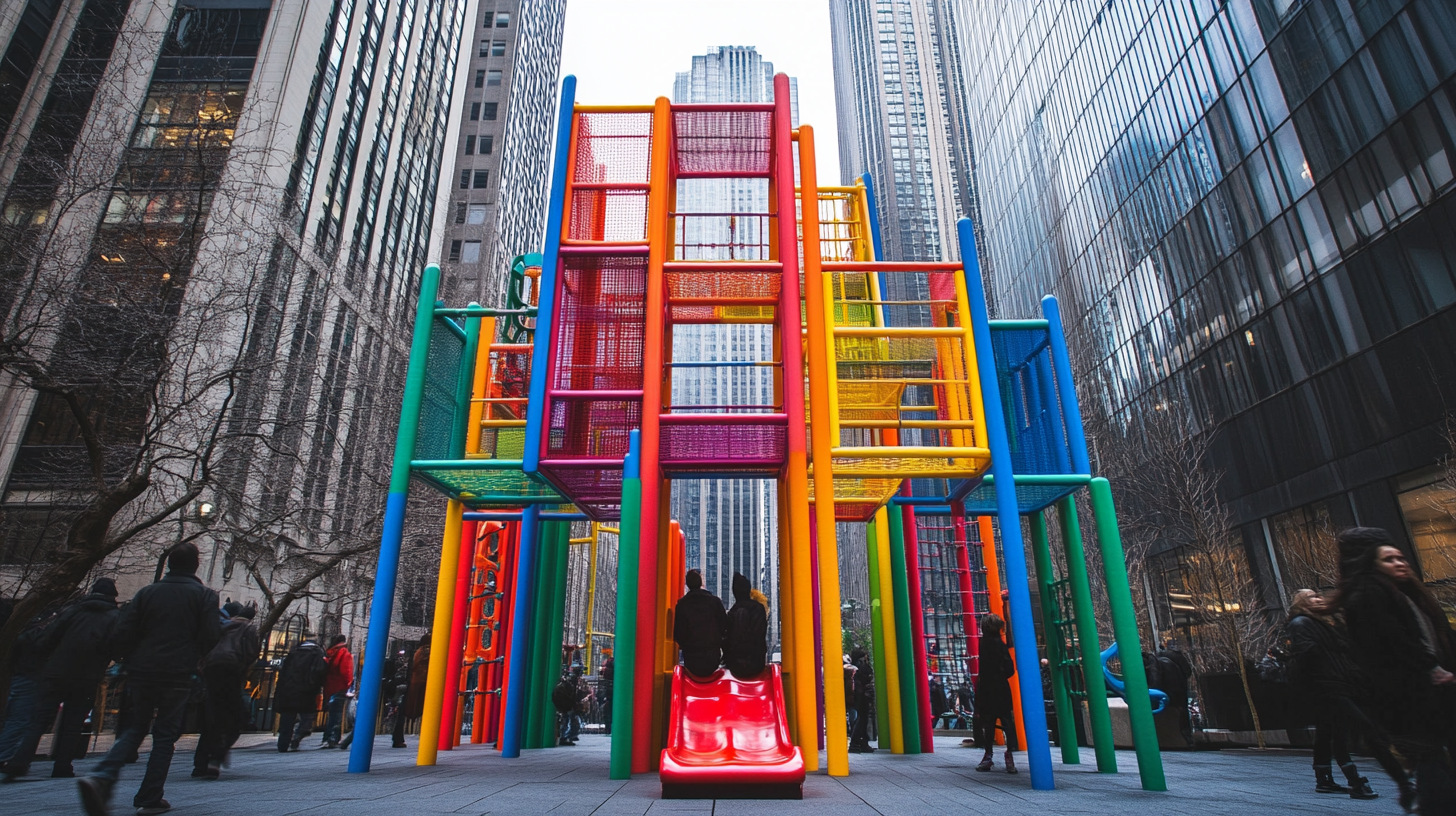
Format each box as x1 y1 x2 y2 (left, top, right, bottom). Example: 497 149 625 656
1337 527 1456 813
973 613 1016 774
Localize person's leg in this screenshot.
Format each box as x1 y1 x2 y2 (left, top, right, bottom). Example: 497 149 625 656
1334 696 1411 797
0 674 39 764
324 694 344 744
1312 705 1339 790
86 680 158 804
49 680 94 777
2 680 61 777
193 669 222 773
391 692 407 747
277 712 296 752
291 709 314 749
132 682 188 809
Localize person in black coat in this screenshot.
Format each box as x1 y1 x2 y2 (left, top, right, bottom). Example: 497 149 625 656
192 602 260 777
722 573 767 679
849 649 875 753
1286 588 1408 801
1337 528 1456 814
974 613 1016 774
273 633 328 752
3 579 121 781
79 543 221 816
672 570 727 678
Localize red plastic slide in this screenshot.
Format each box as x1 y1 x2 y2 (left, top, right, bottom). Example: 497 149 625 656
659 664 806 799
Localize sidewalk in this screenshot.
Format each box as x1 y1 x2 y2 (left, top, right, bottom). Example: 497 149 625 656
1 735 1408 815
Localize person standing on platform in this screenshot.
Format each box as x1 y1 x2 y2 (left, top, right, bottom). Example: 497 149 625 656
320 635 353 748
192 602 259 778
672 570 727 678
272 633 327 752
722 573 767 679
974 613 1016 774
78 542 220 816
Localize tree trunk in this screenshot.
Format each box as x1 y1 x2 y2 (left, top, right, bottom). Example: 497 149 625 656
1229 620 1264 749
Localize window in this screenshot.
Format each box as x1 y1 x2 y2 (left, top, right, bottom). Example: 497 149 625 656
454 203 466 224
482 103 497 120
491 40 505 56
474 70 485 88
479 40 490 57
459 170 470 189
473 170 489 188
486 70 502 86
449 239 462 261
479 135 493 154
470 102 480 121
467 204 487 224
460 240 481 263
495 12 509 27
1397 468 1456 585
465 135 475 154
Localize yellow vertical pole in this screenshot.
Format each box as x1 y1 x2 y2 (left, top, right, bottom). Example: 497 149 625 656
584 522 600 670
874 506 905 753
466 317 494 455
417 500 464 765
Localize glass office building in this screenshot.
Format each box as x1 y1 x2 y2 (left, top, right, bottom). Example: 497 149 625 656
958 0 1456 618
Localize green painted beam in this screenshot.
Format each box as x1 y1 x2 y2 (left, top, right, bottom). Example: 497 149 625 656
867 520 891 749
1030 511 1079 764
886 508 922 754
1056 495 1116 772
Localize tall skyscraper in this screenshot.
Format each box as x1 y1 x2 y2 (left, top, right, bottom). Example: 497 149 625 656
829 0 973 263
0 0 472 632
669 46 793 605
957 1 1456 616
438 0 565 304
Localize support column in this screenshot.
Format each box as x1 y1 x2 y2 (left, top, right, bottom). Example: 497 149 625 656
439 519 476 750
900 503 933 753
866 519 892 749
1030 511 1078 764
500 504 542 758
1057 496 1116 771
874 507 904 753
609 432 641 779
886 506 921 754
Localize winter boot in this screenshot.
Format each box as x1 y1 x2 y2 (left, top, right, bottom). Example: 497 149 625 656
975 751 993 772
1347 777 1378 800
1315 765 1349 794
1005 751 1018 774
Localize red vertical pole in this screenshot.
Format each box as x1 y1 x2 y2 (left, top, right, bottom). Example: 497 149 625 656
439 520 476 750
900 502 934 752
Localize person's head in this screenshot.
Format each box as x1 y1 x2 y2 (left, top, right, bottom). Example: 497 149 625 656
222 601 242 618
234 604 256 620
1289 588 1329 617
731 572 750 601
167 542 200 576
1337 527 1397 579
1374 545 1415 583
419 632 432 648
685 569 703 591
90 577 118 599
981 613 1004 635
330 634 347 648
302 631 318 644
850 648 866 661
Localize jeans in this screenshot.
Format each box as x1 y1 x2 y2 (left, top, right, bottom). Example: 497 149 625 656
322 693 348 744
6 677 96 775
276 711 315 751
0 674 38 763
558 711 582 742
91 679 190 808
192 665 244 771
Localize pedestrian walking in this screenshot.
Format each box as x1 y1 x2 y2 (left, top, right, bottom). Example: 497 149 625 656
320 635 353 748
337 648 402 750
403 633 431 730
77 542 221 816
973 613 1016 774
598 652 614 735
929 675 950 730
672 570 727 678
3 579 121 782
1285 588 1407 801
0 606 58 766
1338 527 1456 814
191 602 259 778
272 632 328 752
722 573 767 679
843 655 857 739
553 667 591 745
849 648 875 753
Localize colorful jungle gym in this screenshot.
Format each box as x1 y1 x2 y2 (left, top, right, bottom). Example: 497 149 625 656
347 74 1167 795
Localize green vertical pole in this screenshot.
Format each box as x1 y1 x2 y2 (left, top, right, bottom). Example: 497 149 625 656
1057 495 1116 772
1030 512 1078 764
544 523 570 747
1089 479 1166 791
867 520 891 748
609 432 641 779
527 521 558 748
886 508 922 754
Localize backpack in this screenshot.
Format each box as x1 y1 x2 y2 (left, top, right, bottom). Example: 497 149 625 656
552 677 576 712
1256 626 1293 684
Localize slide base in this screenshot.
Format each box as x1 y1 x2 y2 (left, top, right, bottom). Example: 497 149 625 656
662 782 803 800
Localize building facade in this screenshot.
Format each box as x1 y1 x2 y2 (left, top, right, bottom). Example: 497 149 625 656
956 0 1456 627
438 0 563 304
0 0 473 643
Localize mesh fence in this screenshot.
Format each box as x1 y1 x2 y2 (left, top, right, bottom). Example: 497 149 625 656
546 398 641 459
550 254 647 392
672 109 773 175
574 112 652 183
659 422 786 465
917 515 973 690
414 469 563 505
990 326 1075 476
415 318 465 461
569 188 649 242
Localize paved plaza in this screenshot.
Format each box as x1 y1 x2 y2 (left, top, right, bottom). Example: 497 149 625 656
0 735 1412 816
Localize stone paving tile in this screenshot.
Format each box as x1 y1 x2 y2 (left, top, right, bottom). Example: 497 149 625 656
0 734 1416 816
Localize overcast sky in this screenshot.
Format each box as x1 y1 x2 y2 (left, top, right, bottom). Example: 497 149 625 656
559 0 842 182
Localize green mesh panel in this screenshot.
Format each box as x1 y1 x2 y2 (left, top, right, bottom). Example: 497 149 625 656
413 468 564 507
414 317 466 460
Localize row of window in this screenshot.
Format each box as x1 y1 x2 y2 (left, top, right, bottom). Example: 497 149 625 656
478 40 506 58
459 169 490 189
470 102 498 121
475 68 502 87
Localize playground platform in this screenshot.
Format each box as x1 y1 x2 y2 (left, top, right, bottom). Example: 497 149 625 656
4 735 1400 816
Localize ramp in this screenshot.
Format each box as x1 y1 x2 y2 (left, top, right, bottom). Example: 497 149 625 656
659 665 805 799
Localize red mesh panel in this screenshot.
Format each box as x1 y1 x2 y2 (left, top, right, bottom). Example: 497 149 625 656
551 254 646 391
673 110 773 175
568 188 648 242
574 112 652 184
659 422 786 466
546 398 641 459
835 503 880 522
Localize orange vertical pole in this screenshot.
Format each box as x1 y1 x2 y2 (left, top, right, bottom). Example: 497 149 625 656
632 95 672 774
976 515 1023 749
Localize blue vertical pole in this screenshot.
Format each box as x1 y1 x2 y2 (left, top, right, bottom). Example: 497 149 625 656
1042 295 1091 474
958 218 1054 790
501 502 542 757
859 173 891 308
523 76 577 474
349 265 441 773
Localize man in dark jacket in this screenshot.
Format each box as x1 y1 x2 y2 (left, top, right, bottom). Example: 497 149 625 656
273 633 328 752
849 649 875 753
598 653 614 735
191 603 260 778
3 579 121 781
0 608 58 766
722 573 767 678
672 570 728 678
79 542 221 816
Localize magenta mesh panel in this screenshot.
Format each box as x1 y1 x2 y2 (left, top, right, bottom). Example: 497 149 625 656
659 421 786 466
574 112 652 184
550 466 623 501
546 398 641 459
673 109 773 175
551 254 646 392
